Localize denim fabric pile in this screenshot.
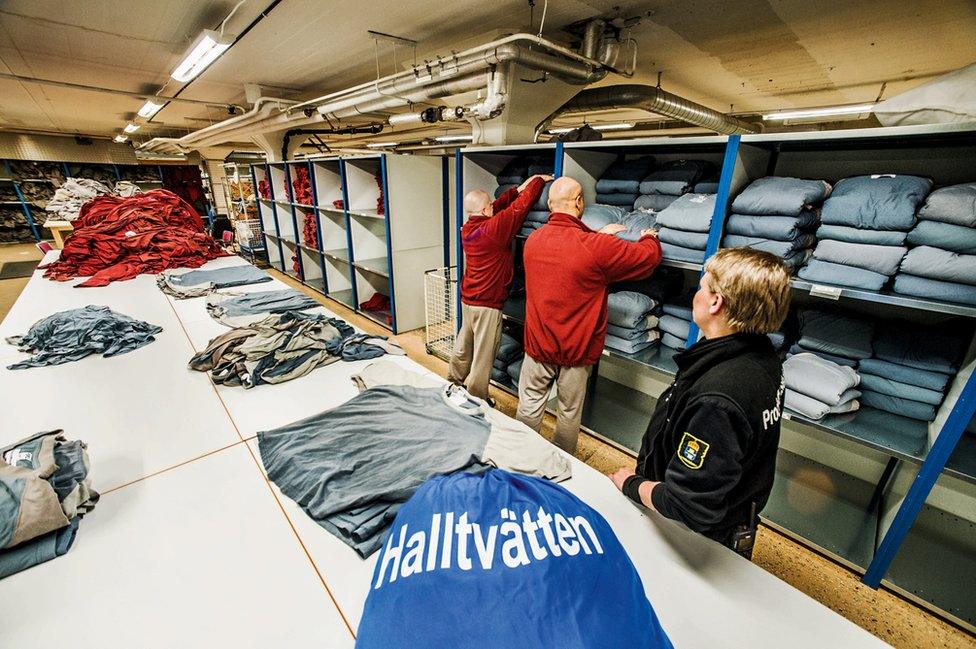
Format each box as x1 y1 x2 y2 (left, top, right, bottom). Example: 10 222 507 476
723 176 830 270
605 290 661 354
892 183 976 305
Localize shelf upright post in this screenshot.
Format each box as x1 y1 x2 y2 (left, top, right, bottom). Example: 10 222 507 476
379 154 398 333
265 163 286 272
454 147 464 332
685 135 739 346
863 370 976 587
338 158 359 308
554 142 564 177
306 160 329 294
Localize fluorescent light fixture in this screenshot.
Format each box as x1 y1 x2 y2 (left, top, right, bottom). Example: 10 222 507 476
762 104 875 121
549 122 635 134
171 29 234 83
137 99 165 118
114 134 128 143
433 134 474 142
123 123 140 134
366 141 400 148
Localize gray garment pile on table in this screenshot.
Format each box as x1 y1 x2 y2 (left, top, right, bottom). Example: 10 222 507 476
493 332 523 385
782 353 860 420
654 193 719 263
787 309 874 368
594 156 656 209
799 174 933 290
43 178 113 222
724 176 830 269
258 361 571 556
0 430 98 579
188 311 402 389
205 288 322 327
891 183 976 305
6 305 162 370
605 291 661 354
157 264 272 299
857 322 967 421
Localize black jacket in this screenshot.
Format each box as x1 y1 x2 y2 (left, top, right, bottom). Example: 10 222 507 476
636 333 785 544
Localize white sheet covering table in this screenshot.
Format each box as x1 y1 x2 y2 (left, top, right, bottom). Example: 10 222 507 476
0 254 886 648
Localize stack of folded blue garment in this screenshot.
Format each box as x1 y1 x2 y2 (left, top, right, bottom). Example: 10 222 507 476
633 159 713 213
492 332 523 385
787 309 874 368
495 159 528 197
799 175 933 290
723 176 830 270
595 157 655 209
518 180 555 237
654 193 718 263
783 352 861 420
580 204 657 242
859 322 966 421
506 356 523 386
892 182 976 305
605 291 661 354
527 159 554 177
658 303 693 350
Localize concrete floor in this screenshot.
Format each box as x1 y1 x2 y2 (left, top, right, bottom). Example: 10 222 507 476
0 243 973 649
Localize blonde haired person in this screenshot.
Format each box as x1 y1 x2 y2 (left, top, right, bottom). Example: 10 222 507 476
609 248 791 558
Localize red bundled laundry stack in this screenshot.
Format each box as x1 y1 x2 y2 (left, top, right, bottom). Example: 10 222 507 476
375 173 385 215
258 179 271 199
332 199 344 210
41 190 226 287
301 212 318 249
161 165 208 215
292 167 313 206
360 292 392 325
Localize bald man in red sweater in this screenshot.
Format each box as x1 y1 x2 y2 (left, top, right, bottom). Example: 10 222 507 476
517 177 662 453
448 174 551 400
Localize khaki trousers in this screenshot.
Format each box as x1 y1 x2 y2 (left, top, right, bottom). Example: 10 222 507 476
516 354 592 454
447 303 503 400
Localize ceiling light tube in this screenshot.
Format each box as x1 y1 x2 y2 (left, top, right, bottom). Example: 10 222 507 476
137 99 165 118
762 104 875 121
366 141 400 148
170 29 235 83
114 134 128 143
548 122 635 134
433 134 473 142
123 123 140 134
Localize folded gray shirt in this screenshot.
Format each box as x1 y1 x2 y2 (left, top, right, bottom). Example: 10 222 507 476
785 388 860 420
783 352 860 405
731 176 832 216
899 246 976 285
917 182 976 227
812 239 907 276
654 193 717 233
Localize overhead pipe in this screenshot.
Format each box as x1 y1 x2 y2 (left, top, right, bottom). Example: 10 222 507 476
534 84 761 140
581 19 606 60
280 124 385 161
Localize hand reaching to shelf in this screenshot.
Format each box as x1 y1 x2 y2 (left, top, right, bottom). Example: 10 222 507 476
518 174 554 192
598 223 627 235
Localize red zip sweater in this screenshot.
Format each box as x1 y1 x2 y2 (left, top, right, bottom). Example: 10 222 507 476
523 213 662 366
460 177 545 309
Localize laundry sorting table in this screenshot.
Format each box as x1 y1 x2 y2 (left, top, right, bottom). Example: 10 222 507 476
0 254 885 648
40 219 72 249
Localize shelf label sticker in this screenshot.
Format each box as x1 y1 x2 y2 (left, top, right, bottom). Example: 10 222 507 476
809 284 842 300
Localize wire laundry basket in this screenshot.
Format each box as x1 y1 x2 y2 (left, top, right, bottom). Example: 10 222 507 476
424 266 457 361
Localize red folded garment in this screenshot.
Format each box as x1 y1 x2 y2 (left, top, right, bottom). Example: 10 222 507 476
41 190 227 287
292 167 313 205
258 179 271 199
332 199 344 209
360 292 390 311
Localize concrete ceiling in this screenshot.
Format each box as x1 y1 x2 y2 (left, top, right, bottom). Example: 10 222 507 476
0 0 974 145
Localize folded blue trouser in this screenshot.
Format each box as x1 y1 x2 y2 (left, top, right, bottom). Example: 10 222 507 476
497 175 524 185
660 240 706 263
783 352 860 405
165 264 271 289
490 367 509 383
816 224 908 246
723 234 816 257
206 289 320 322
497 159 528 184
662 303 693 320
797 259 889 291
731 176 832 216
0 517 79 580
858 358 951 392
527 162 554 176
607 322 658 340
496 332 522 363
638 159 711 196
532 181 554 210
614 210 658 242
596 193 638 207
798 309 874 360
492 358 507 371
655 194 717 233
820 174 932 230
658 314 691 340
724 212 818 240
873 323 965 374
693 180 720 194
892 274 976 306
917 182 976 227
812 240 907 276
525 210 550 223
580 204 627 231
605 333 657 354
634 194 679 212
788 344 859 368
660 228 709 249
494 184 517 199
899 246 976 284
595 157 655 194
907 220 976 254
661 332 686 350
859 372 945 406
506 358 522 384
861 390 937 421
607 291 658 329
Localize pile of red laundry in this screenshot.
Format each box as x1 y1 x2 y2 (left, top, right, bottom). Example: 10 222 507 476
332 199 344 210
292 167 313 205
41 190 226 287
360 292 392 325
258 179 271 199
375 173 385 215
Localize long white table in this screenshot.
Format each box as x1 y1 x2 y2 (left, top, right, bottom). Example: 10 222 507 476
0 254 888 648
